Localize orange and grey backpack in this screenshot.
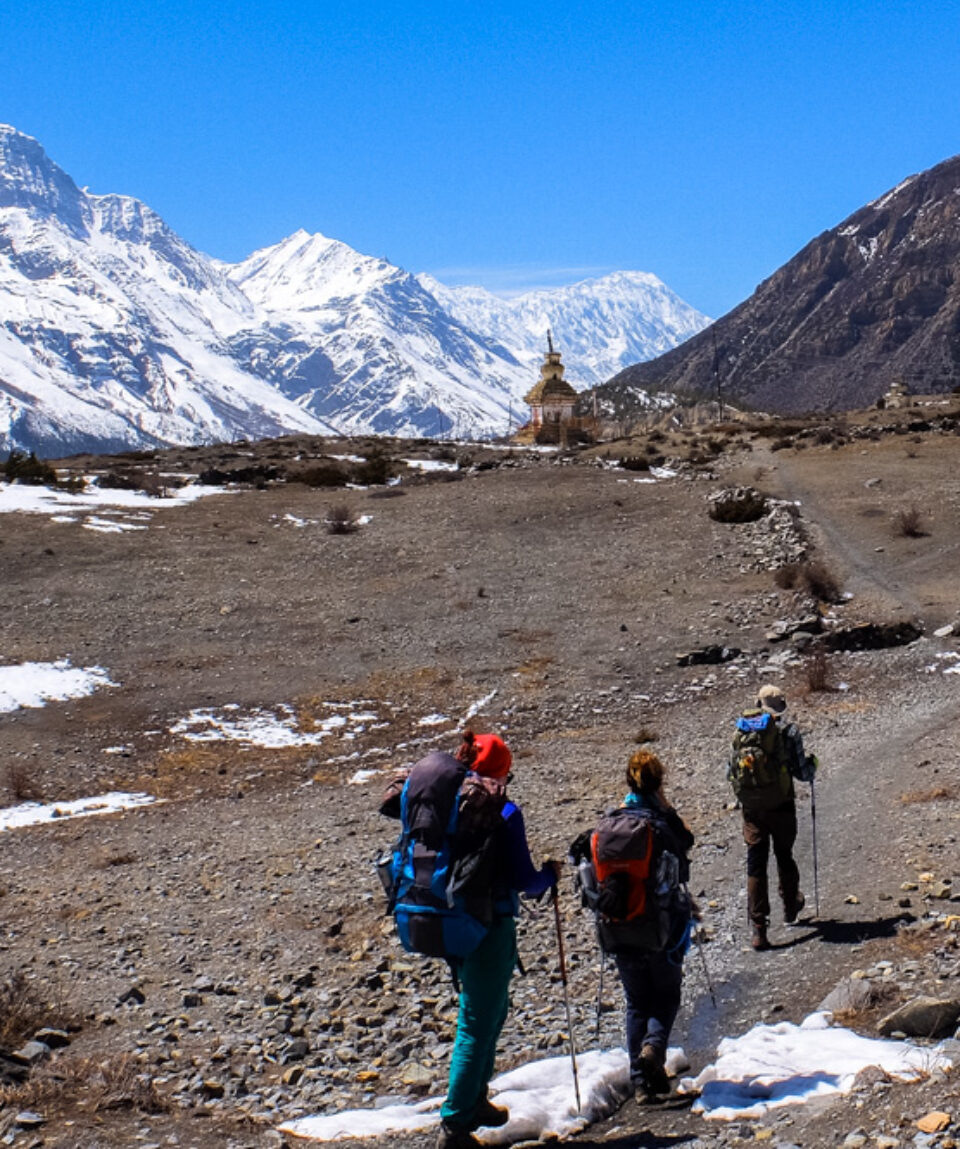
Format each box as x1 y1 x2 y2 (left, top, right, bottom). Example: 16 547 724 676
580 807 685 954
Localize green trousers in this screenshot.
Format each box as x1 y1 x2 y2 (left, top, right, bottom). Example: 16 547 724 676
440 915 517 1129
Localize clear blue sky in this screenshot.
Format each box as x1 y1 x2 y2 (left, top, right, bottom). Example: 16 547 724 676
4 0 960 317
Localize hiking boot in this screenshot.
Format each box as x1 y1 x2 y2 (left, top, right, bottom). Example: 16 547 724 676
784 891 806 924
751 923 771 951
436 1123 480 1149
473 1097 509 1128
639 1045 671 1096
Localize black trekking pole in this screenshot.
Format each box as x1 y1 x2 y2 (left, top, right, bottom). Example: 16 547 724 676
596 954 605 1045
551 887 582 1113
683 886 716 1009
810 777 820 918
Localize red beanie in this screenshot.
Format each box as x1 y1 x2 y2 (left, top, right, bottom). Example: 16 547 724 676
472 733 512 779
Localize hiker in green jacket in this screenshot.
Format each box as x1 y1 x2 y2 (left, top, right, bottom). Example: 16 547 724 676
729 684 817 950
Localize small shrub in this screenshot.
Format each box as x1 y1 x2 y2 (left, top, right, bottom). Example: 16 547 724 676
900 786 955 805
0 972 64 1046
801 560 843 604
326 505 358 535
3 451 57 485
296 462 348 488
6 761 43 802
893 505 927 538
773 563 801 590
803 651 832 693
354 454 394 485
634 727 659 744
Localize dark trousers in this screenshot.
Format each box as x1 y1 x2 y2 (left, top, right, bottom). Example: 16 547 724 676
742 802 800 926
613 949 683 1085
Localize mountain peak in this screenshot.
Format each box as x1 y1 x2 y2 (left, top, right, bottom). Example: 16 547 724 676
0 123 88 236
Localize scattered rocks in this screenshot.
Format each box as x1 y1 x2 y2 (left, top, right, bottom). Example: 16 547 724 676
708 486 768 523
676 645 742 667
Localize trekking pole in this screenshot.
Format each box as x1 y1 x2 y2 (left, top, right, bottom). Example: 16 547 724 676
595 954 604 1045
810 777 821 918
683 886 716 1009
551 887 582 1113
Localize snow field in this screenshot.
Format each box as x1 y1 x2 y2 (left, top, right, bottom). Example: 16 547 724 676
0 792 160 832
0 659 115 713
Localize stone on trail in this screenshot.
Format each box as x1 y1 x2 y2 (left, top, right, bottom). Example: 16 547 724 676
916 1112 951 1134
878 997 960 1039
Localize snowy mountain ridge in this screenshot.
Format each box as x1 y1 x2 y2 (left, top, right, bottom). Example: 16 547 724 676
0 124 709 455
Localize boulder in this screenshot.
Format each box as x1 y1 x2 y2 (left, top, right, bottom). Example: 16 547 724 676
878 996 960 1038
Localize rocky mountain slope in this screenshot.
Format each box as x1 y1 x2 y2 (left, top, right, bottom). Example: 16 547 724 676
600 154 960 415
0 124 706 455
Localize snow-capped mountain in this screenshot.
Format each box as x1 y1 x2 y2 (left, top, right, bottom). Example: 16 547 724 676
0 125 337 455
0 123 708 455
224 231 530 437
418 272 710 388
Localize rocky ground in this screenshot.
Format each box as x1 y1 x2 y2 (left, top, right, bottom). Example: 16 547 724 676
0 398 959 1148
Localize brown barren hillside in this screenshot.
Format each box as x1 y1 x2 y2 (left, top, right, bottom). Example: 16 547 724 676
601 154 960 415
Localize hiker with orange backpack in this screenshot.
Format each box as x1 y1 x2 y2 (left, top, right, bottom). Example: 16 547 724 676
573 748 695 1101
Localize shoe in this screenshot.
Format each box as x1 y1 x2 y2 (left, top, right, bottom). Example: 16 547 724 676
437 1122 480 1149
751 924 771 951
473 1097 509 1128
639 1045 671 1095
784 891 806 924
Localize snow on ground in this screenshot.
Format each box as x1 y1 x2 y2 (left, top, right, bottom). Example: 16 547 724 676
0 478 232 526
0 792 160 832
403 458 459 472
169 702 386 747
0 660 115 713
281 1046 685 1144
926 652 960 676
685 1011 953 1120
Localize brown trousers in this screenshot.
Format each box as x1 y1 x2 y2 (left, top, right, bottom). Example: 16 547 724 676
742 802 800 927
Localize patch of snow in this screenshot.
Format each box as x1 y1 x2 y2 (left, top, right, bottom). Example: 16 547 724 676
170 701 388 747
649 466 678 479
0 659 115 713
418 713 451 727
463 689 498 721
0 792 160 832
83 514 149 533
0 478 232 520
403 458 459 472
684 1011 953 1120
280 1046 686 1144
347 769 380 785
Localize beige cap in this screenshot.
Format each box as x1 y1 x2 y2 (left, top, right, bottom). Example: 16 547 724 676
757 684 787 713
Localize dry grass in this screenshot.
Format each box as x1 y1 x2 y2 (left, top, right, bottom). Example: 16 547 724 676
0 972 68 1047
326 504 358 534
773 562 801 590
5 761 44 802
802 651 832 694
0 1053 169 1114
634 726 659 744
900 786 956 805
893 505 928 538
800 560 843 604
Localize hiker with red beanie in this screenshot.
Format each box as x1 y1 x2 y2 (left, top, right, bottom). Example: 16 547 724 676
435 730 560 1149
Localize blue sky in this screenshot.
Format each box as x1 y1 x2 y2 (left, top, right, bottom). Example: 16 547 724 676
4 0 960 316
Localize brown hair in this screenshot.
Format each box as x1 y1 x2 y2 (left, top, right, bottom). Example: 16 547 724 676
626 748 665 796
456 729 478 768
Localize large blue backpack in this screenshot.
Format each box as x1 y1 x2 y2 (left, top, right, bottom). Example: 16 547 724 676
386 751 506 962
